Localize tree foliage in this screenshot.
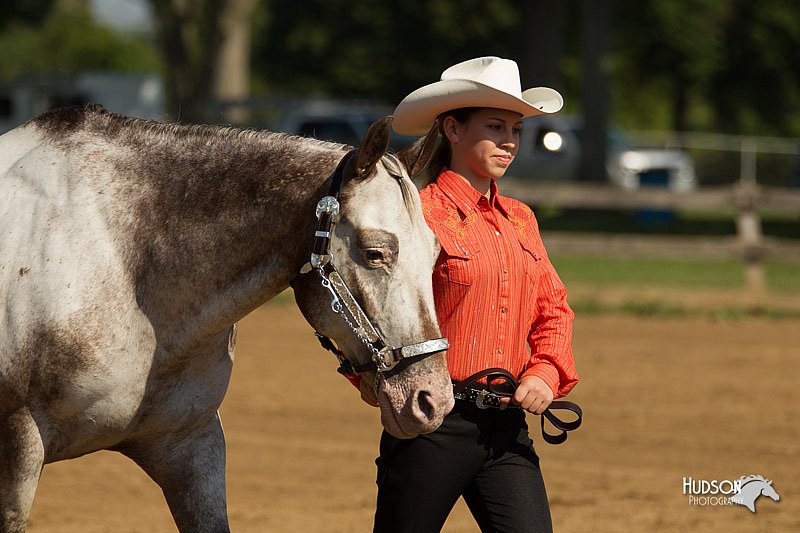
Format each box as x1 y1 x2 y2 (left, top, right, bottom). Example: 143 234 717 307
254 0 519 103
254 0 800 136
0 0 798 136
0 0 161 84
147 0 256 122
0 0 55 31
612 0 800 135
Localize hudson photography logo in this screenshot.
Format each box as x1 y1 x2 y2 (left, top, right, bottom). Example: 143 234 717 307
682 475 781 512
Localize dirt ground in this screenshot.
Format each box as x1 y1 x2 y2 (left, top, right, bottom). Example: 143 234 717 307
26 298 800 532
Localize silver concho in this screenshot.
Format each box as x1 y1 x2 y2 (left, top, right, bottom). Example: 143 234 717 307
316 196 340 220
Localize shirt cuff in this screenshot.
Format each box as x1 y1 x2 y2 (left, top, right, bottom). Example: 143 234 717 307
521 362 560 396
343 373 362 389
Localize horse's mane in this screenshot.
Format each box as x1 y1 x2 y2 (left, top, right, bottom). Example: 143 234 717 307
382 152 422 224
30 105 420 221
30 104 349 157
738 474 768 485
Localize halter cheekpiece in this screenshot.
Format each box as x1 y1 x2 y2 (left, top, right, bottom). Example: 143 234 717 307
300 149 449 379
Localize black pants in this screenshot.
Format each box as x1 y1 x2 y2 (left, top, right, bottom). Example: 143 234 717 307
374 400 553 533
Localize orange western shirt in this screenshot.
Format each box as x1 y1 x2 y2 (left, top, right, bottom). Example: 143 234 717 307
420 169 578 398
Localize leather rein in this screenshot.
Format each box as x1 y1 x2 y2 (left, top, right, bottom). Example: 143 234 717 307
453 368 583 445
299 149 449 384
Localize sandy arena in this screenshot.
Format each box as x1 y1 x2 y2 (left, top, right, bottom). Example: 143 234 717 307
25 299 799 532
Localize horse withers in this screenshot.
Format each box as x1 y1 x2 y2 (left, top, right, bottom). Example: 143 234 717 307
0 105 453 532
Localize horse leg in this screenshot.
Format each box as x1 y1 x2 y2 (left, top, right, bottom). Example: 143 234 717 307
122 412 230 533
0 408 45 532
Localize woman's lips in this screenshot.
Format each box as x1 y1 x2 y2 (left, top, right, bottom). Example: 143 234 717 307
495 154 513 166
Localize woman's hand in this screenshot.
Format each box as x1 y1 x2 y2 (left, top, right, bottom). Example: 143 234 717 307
359 377 380 407
500 375 554 414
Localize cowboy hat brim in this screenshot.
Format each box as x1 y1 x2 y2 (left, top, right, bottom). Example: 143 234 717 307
392 79 563 136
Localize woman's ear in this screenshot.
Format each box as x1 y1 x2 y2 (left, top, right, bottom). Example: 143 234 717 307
442 115 461 144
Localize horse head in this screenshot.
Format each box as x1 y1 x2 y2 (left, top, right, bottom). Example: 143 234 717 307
761 479 780 502
292 117 454 438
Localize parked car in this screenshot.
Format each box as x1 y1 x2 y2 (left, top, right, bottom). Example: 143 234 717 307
278 106 695 192
509 115 697 191
0 72 164 135
277 103 414 151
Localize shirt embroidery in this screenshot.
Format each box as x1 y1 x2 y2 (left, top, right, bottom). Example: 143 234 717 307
418 169 578 398
422 203 477 240
504 204 530 238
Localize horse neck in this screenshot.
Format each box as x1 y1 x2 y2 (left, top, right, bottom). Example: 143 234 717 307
122 127 345 348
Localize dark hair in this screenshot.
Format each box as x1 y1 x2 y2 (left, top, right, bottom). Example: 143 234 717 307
424 107 480 183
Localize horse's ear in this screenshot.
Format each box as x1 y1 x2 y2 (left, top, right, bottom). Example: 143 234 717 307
396 118 440 178
354 116 392 178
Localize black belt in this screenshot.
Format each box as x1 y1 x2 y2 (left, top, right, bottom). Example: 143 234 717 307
453 368 583 445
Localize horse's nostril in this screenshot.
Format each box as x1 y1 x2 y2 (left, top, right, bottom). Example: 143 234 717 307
416 390 436 420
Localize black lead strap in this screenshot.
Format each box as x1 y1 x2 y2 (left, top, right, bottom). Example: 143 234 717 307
453 368 583 445
310 149 358 261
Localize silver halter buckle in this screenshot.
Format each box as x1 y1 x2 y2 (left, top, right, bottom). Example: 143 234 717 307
316 196 340 219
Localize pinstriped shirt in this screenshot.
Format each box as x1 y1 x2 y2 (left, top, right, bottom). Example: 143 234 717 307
420 169 578 398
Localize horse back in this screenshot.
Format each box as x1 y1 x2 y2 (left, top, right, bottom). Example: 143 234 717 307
0 111 157 457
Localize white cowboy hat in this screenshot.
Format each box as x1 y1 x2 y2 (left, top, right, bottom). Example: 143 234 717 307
392 56 563 136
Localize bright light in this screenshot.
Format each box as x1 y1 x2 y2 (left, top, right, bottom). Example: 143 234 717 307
542 131 563 152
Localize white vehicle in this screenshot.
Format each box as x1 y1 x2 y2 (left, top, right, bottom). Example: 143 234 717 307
510 115 697 192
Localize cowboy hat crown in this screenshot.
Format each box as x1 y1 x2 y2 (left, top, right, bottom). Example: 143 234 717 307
392 56 563 136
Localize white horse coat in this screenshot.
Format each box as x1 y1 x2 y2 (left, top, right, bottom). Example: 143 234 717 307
0 106 451 532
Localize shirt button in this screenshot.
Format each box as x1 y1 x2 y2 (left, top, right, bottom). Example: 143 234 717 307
497 348 503 354
464 250 470 256
495 231 500 236
501 307 507 313
502 268 508 274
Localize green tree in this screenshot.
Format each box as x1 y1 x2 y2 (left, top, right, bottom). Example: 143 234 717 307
254 0 519 102
0 0 162 84
147 0 257 123
612 0 800 136
708 0 800 135
612 0 728 132
579 0 612 182
0 0 55 30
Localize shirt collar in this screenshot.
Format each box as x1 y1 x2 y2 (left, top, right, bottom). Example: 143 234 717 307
437 169 500 214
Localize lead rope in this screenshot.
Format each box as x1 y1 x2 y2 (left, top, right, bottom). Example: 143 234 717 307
454 368 583 445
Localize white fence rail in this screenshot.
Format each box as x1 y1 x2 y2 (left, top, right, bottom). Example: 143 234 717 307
502 179 800 291
630 130 800 186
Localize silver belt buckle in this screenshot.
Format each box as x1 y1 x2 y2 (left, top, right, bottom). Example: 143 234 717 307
475 390 491 409
474 389 508 410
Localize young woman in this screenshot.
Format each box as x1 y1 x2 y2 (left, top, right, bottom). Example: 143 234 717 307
363 56 579 532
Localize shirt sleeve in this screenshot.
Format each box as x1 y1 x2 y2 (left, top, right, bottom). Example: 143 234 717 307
342 373 362 389
520 216 579 398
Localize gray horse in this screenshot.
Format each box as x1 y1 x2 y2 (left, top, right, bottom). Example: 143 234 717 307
0 105 453 532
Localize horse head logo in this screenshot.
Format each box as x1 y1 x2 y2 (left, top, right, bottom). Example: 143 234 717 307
730 475 780 513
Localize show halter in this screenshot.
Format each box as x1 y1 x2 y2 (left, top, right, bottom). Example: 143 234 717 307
300 149 449 382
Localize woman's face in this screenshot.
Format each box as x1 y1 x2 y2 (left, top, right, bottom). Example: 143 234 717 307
444 107 523 182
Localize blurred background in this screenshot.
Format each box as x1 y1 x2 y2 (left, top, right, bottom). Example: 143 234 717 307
1 0 798 305
5 1 798 531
